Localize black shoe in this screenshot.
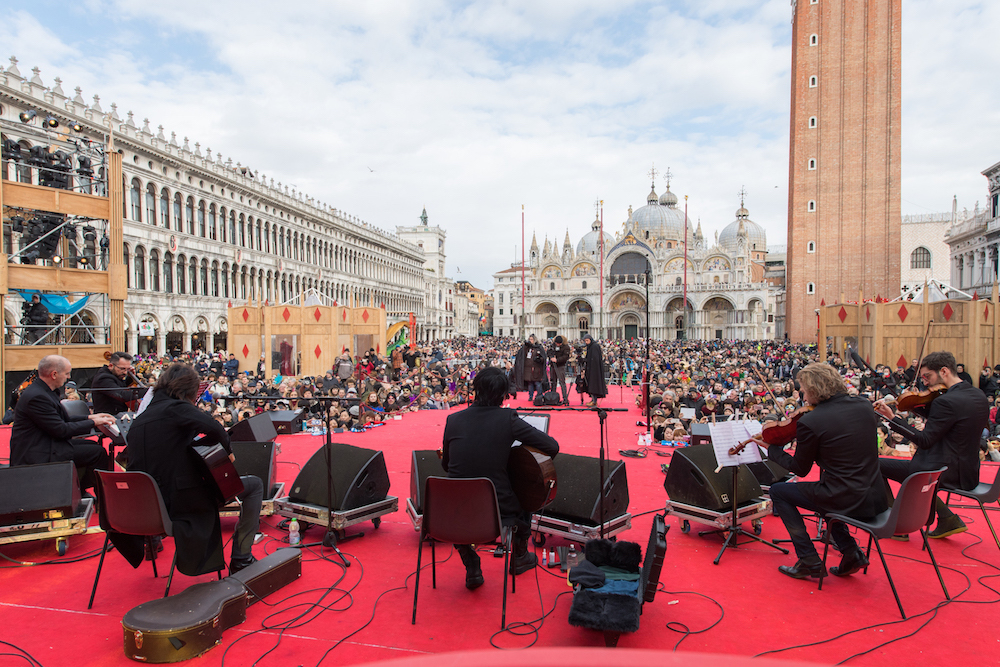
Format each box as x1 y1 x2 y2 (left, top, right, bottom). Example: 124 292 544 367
509 551 537 575
778 557 827 580
229 554 257 575
830 549 869 577
928 515 967 539
144 536 163 561
456 546 484 589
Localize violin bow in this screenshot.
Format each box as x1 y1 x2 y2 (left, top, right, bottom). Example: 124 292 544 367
911 319 935 391
751 363 784 413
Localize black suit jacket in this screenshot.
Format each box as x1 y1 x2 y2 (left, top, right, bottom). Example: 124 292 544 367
442 406 559 519
10 378 96 466
890 381 987 490
768 393 887 518
90 366 134 415
125 392 231 575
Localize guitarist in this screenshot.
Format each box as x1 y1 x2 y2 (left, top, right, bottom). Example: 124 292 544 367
124 363 263 576
442 367 559 589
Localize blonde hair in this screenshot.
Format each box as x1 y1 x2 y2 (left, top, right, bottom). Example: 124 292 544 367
797 363 847 403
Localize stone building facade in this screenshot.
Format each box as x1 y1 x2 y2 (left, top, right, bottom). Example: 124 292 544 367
1 58 431 358
945 161 1000 297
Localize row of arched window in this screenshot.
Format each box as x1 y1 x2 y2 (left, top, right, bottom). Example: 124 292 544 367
126 178 419 287
122 243 421 314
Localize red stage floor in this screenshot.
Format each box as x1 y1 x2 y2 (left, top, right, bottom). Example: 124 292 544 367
1 388 999 666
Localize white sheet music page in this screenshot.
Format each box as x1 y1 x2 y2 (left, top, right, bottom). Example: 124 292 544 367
710 420 764 469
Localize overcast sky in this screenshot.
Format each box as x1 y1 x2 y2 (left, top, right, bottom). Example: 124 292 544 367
4 0 998 289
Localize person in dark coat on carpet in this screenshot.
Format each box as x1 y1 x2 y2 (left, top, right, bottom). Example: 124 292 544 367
512 335 546 401
441 367 559 588
767 362 888 580
124 363 263 576
581 333 607 407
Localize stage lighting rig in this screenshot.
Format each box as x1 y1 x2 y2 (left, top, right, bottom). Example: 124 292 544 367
77 156 93 178
2 138 22 162
43 116 59 129
18 109 37 124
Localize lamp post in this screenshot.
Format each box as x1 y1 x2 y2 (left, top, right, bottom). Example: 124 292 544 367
644 266 651 434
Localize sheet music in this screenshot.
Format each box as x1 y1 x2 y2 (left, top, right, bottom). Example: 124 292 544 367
133 387 155 417
680 407 696 420
710 419 764 469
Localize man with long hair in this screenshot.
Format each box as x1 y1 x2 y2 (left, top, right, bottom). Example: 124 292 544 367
767 363 887 580
125 363 263 576
441 367 559 588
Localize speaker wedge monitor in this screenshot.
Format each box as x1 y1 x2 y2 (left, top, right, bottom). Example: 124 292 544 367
289 444 390 511
0 461 81 525
540 453 629 525
663 444 762 512
269 409 305 435
409 450 446 515
228 412 278 443
230 441 279 499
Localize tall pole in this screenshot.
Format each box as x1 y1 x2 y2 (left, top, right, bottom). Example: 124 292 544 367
644 267 651 434
520 205 525 341
683 194 689 340
599 200 604 340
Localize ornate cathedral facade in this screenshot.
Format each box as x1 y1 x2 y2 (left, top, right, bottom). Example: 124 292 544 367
492 177 779 341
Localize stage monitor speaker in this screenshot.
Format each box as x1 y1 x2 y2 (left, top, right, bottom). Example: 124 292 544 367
746 459 791 488
228 412 278 443
289 444 390 511
231 441 278 498
663 444 762 512
409 450 446 514
0 461 81 525
270 409 304 435
542 454 629 524
689 423 712 447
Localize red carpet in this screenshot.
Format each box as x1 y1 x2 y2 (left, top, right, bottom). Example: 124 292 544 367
1 389 999 666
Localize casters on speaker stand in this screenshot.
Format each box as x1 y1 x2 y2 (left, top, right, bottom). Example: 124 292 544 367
532 532 547 548
56 537 67 556
372 517 381 529
753 520 763 535
681 520 691 534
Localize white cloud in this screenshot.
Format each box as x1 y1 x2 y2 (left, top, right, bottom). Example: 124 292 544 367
3 0 997 290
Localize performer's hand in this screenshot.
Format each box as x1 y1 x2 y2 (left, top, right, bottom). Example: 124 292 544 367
90 413 116 426
873 401 894 420
229 453 236 463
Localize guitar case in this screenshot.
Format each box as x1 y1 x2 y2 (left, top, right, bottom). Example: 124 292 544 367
122 580 247 663
122 549 301 663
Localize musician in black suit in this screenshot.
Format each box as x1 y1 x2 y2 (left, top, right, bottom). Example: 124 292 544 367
442 367 559 588
768 363 888 580
10 355 115 491
90 351 139 415
875 351 989 539
125 362 263 576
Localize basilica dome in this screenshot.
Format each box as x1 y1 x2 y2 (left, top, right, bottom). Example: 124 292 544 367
631 185 689 241
577 217 614 255
719 206 767 254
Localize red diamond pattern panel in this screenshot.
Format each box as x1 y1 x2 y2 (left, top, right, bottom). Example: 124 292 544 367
362 310 370 323
838 307 847 323
242 308 249 322
897 304 908 322
897 354 907 368
942 303 954 321
314 345 322 358
282 308 291 322
242 344 249 358
865 306 871 322
314 308 322 322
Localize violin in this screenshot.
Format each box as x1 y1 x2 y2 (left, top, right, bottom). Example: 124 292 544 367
758 405 814 446
894 384 946 412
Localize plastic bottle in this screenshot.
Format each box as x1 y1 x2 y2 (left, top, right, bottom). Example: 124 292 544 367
567 543 578 567
288 518 300 546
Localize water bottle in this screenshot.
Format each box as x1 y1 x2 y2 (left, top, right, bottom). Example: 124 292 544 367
567 543 579 567
288 518 300 546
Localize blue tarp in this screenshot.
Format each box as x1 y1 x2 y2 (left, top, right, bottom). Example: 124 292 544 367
13 290 92 316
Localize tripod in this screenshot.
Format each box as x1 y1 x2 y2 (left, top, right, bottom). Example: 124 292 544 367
699 464 788 565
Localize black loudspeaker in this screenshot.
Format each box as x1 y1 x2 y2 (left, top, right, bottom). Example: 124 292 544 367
542 454 629 524
289 444 390 510
663 444 762 512
228 412 278 442
746 459 792 488
409 450 446 514
270 409 304 435
231 441 278 498
0 462 81 525
690 423 712 447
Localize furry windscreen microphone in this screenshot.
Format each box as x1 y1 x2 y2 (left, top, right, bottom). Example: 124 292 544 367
849 347 867 369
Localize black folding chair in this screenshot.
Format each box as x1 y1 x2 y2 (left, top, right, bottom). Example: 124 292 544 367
411 476 513 628
819 467 949 619
944 465 1000 553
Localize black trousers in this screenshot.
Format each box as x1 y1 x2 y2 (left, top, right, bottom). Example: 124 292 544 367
879 458 956 521
769 481 860 560
70 438 111 491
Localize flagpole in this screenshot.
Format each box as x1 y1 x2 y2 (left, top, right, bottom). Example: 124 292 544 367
599 200 604 340
683 194 689 340
520 205 525 341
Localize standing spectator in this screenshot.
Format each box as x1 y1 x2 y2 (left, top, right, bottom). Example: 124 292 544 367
22 293 50 344
514 335 546 402
336 352 354 382
581 333 608 407
224 353 239 379
980 366 998 397
548 335 571 404
391 346 404 381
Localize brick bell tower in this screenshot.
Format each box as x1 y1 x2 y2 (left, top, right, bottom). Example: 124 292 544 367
786 0 902 342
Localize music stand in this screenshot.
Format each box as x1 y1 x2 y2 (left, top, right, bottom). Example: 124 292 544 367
697 420 788 564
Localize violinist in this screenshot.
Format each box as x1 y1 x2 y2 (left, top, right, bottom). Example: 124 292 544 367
874 351 988 539
91 352 140 415
766 363 887 580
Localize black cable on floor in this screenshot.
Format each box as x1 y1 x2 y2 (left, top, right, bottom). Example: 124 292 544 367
0 639 45 667
656 584 726 651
